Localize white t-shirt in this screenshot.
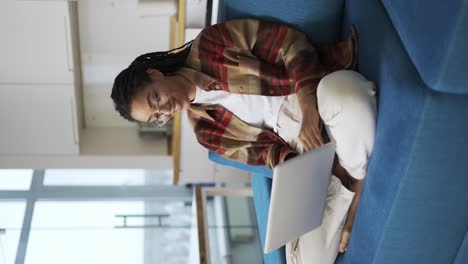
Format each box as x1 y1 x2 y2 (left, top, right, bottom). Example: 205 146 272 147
191 87 286 132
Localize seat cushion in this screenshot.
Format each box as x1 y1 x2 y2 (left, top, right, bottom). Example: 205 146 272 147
218 0 345 42
382 0 468 94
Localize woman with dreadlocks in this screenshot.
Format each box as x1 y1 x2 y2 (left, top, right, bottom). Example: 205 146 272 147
111 19 376 263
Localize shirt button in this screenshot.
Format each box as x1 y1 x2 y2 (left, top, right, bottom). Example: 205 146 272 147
269 90 274 94
215 84 220 90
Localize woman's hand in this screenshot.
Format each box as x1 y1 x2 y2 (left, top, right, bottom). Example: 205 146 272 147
339 213 353 253
339 179 363 252
299 95 324 151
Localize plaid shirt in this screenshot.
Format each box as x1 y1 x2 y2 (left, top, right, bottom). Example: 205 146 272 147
177 19 358 169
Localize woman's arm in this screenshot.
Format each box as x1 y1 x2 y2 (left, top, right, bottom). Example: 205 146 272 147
199 19 331 98
198 19 334 150
188 104 298 169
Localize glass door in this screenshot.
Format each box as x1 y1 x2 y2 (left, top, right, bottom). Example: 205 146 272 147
0 169 193 264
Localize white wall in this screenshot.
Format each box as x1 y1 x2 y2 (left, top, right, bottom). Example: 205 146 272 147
77 0 176 127
80 127 167 156
78 0 175 64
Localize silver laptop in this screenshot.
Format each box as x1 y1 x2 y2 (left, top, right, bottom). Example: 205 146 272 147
264 142 336 254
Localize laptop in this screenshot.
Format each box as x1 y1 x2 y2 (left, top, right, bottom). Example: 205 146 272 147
264 142 336 254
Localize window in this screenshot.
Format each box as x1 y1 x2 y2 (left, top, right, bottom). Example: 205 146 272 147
44 169 172 186
0 201 27 264
0 170 33 190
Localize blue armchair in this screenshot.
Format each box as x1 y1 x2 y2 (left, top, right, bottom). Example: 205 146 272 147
209 0 468 263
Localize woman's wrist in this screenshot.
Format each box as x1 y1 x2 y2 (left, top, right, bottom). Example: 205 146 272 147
296 88 318 112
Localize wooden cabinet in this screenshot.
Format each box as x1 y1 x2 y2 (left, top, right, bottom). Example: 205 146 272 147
0 0 74 84
0 0 79 155
0 0 172 169
0 84 79 155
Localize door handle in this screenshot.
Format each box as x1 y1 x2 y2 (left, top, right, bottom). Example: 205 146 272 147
64 16 73 72
70 97 79 145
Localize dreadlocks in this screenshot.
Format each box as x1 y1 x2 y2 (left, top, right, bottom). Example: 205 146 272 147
111 41 193 122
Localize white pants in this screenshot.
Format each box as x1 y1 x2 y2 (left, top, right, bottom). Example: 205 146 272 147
276 70 377 264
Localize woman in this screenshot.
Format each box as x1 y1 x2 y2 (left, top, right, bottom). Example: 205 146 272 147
111 19 376 263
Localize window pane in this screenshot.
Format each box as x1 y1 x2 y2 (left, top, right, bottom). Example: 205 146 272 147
44 169 172 186
27 201 192 264
0 170 32 190
30 201 144 228
0 201 27 264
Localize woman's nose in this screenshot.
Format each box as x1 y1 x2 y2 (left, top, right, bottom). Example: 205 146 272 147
159 101 172 115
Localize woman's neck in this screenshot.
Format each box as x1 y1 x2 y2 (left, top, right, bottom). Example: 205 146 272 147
171 74 196 102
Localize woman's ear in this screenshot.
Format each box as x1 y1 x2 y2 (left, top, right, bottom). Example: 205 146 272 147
146 68 165 80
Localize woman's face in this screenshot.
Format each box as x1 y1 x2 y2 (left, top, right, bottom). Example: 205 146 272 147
130 69 192 126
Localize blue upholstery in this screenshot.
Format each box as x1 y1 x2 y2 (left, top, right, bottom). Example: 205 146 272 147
210 0 468 263
336 0 468 263
382 0 468 94
218 0 345 42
